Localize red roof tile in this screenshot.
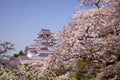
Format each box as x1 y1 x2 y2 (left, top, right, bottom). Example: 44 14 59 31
30 50 37 53
9 60 21 65
39 53 49 57
48 44 53 47
40 29 51 34
40 48 48 50
19 55 29 60
29 48 37 53
42 37 50 40
41 42 49 45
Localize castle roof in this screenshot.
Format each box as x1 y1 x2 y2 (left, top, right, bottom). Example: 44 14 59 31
9 60 21 65
19 55 29 60
30 43 41 46
27 29 55 61
29 48 37 53
39 29 51 35
41 42 49 45
40 48 48 50
39 53 49 57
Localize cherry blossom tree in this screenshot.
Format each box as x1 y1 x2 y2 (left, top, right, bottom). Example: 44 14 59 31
46 0 120 79
0 41 14 55
0 41 14 70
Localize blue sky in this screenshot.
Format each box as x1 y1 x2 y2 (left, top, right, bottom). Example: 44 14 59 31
0 0 79 52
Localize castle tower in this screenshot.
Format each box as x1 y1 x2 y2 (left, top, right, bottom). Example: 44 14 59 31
27 29 56 60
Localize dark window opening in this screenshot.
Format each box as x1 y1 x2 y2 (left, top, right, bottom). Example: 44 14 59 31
46 34 50 37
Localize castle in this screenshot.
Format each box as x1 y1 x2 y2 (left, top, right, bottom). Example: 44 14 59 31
10 29 57 65
27 29 56 60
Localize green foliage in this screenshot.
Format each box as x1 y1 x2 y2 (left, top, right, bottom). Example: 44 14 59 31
19 50 24 55
115 49 120 60
74 58 108 80
24 46 29 54
90 78 106 80
24 63 29 67
77 60 90 67
70 73 107 80
98 33 105 38
43 66 67 79
0 64 45 80
67 77 77 80
76 59 92 72
13 50 24 58
13 54 19 58
54 64 67 77
54 70 66 77
43 70 56 80
70 72 95 80
0 68 18 80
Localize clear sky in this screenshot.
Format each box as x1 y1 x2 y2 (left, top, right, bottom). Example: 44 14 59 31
0 0 80 52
